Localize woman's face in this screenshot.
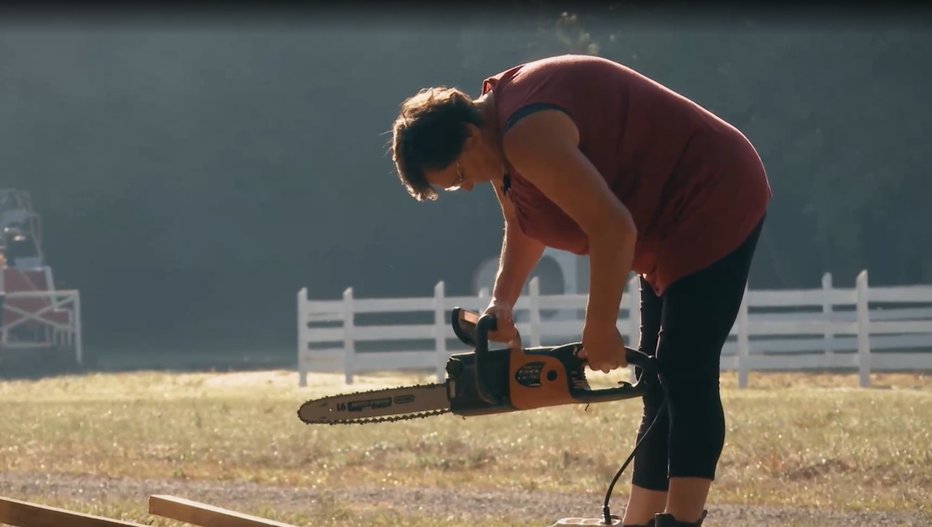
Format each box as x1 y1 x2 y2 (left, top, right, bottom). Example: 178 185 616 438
424 160 470 193
424 123 499 194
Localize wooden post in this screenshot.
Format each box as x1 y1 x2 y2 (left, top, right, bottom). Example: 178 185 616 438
73 292 84 366
821 273 835 365
433 281 447 383
0 496 147 527
529 276 542 347
148 495 297 527
297 287 308 387
342 287 356 385
737 285 751 389
856 270 871 388
625 275 640 344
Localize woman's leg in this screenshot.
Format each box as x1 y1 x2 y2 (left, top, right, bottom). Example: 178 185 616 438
622 277 669 526
657 219 764 523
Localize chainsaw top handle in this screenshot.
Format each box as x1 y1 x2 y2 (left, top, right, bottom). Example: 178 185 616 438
474 312 515 405
451 306 654 369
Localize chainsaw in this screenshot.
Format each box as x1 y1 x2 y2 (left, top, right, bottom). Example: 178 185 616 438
298 307 657 425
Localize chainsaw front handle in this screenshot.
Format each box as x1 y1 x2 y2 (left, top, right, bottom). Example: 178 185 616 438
615 347 656 374
565 343 656 403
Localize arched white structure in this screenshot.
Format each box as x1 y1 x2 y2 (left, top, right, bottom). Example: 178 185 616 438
472 247 587 322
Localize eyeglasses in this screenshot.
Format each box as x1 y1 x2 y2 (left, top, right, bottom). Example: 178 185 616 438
443 161 466 192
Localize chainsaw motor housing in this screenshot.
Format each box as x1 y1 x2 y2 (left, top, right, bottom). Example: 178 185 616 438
445 348 514 416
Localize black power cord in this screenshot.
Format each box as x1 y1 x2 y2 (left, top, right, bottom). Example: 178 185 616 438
601 373 669 525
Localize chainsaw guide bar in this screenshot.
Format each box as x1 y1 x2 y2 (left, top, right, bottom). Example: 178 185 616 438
298 383 451 425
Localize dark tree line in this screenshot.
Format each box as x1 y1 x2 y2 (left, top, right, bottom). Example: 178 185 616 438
1 6 929 352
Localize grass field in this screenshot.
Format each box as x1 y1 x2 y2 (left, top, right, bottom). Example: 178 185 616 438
0 368 929 526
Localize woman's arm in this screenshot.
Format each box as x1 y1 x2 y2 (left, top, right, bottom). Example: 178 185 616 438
490 181 546 307
502 109 637 372
485 180 546 341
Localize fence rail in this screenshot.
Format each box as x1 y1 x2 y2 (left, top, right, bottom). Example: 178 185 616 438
297 270 932 388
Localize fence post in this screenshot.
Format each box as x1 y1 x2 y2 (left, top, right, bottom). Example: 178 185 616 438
433 281 447 383
74 291 84 367
737 285 750 389
297 287 308 387
856 270 871 388
626 275 640 344
529 276 542 347
822 272 835 365
626 275 641 384
343 287 356 385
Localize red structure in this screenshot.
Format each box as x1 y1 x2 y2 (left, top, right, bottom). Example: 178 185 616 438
0 189 82 364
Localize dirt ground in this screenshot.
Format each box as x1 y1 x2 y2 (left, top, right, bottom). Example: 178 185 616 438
1 471 928 526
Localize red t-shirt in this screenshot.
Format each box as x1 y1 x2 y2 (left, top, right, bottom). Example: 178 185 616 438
482 54 772 295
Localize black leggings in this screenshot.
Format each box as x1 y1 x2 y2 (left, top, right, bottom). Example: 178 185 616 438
631 218 764 491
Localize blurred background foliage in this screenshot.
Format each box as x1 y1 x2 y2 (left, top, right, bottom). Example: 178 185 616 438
1 4 930 354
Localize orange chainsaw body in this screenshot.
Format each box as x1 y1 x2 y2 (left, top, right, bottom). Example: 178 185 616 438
445 308 653 417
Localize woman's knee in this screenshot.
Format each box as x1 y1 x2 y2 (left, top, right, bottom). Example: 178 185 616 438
662 371 726 479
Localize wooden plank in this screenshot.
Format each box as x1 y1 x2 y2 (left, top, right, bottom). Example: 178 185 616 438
869 285 932 303
746 319 859 336
302 299 343 314
0 496 147 527
303 326 344 342
720 351 932 372
148 495 296 527
870 320 932 335
352 297 433 313
534 319 581 338
441 295 496 309
305 312 342 322
352 323 435 340
535 294 589 309
746 288 857 306
869 307 932 320
352 350 445 371
871 352 932 370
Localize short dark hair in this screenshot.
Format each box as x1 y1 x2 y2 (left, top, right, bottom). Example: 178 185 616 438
391 87 485 201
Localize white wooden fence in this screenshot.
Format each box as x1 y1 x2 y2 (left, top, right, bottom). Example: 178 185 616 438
297 270 932 388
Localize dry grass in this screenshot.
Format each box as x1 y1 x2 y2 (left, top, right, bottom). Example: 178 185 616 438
0 369 929 526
